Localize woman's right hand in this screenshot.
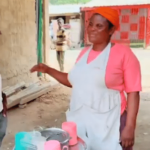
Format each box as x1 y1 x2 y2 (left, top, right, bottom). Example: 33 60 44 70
30 63 49 73
31 63 72 87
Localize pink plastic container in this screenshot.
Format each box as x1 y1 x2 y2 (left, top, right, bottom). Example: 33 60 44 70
44 140 68 150
62 122 77 146
45 140 61 150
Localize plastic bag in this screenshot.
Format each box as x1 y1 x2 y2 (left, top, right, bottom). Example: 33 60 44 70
14 131 46 150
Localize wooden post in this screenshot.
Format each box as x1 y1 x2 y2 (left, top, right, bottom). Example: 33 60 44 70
43 0 50 80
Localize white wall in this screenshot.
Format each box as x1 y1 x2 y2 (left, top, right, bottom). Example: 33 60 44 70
69 19 81 49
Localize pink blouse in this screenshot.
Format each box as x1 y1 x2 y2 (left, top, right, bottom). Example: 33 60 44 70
76 44 142 114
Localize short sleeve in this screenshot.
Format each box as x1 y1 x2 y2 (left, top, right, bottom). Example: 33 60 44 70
123 48 142 93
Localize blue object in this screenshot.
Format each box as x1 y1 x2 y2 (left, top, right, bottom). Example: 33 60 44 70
15 132 33 150
15 132 27 149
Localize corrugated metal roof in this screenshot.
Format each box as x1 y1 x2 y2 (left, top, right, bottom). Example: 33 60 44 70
85 0 150 7
49 4 83 15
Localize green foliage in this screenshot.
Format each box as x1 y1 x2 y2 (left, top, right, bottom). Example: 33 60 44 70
50 0 90 5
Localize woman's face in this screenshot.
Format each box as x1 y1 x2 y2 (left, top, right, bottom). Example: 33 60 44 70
87 14 114 44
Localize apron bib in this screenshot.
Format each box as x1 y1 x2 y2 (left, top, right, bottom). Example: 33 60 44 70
67 43 122 150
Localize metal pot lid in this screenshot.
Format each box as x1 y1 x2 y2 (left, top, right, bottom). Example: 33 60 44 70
40 128 70 143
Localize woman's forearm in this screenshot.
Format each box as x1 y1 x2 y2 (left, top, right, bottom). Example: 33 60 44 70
126 92 140 128
46 67 72 88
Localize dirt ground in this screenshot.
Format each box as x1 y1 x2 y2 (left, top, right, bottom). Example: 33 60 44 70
2 85 150 150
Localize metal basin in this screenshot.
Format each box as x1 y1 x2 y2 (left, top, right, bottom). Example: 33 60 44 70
40 128 70 149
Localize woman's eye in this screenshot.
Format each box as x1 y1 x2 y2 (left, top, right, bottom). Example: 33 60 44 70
97 24 102 28
89 22 92 26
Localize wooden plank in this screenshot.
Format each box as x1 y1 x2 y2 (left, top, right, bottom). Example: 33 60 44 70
2 86 10 91
20 83 58 105
7 82 58 109
3 82 26 97
7 83 38 109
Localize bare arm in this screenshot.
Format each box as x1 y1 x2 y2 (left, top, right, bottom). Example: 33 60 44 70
66 32 70 46
30 63 72 88
46 67 72 87
121 92 140 147
126 92 140 128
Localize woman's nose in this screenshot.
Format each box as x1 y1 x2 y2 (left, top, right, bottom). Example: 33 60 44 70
91 25 97 31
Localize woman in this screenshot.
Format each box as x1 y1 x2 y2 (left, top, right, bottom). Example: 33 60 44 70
31 7 141 150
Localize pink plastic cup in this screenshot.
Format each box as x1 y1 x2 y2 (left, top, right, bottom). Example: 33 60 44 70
62 122 77 146
44 140 68 150
45 140 61 150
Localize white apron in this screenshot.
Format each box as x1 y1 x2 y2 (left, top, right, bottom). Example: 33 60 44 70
67 43 122 150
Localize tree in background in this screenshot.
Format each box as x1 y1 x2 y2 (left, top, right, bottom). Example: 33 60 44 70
50 0 91 5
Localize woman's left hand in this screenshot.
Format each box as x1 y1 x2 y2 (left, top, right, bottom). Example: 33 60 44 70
121 126 135 148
